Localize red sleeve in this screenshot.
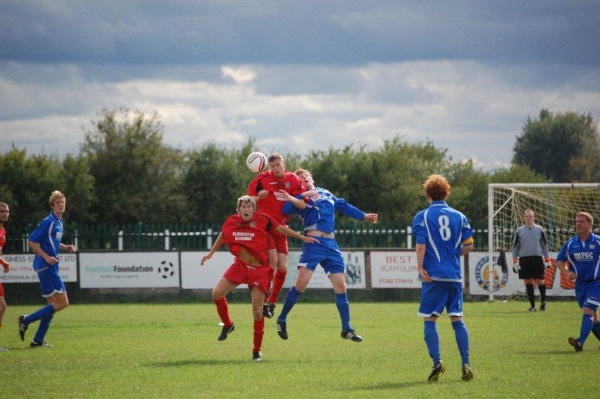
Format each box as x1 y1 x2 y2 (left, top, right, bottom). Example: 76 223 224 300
287 173 306 196
247 172 271 195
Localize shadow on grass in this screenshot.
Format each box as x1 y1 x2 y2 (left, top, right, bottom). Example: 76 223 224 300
337 380 435 391
517 350 583 355
147 358 250 367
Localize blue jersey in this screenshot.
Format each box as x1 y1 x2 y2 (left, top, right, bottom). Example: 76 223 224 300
412 200 474 282
28 212 64 272
282 187 365 234
556 233 600 284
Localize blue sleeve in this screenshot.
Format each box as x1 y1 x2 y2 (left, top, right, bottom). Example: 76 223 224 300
334 197 365 221
461 214 474 242
282 194 303 215
412 211 427 245
28 217 50 244
556 239 570 262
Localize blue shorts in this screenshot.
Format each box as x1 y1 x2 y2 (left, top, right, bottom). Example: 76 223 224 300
575 281 600 311
297 238 345 275
37 266 66 298
418 281 464 317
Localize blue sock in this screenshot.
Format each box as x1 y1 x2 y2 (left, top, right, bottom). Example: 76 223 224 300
335 292 351 331
424 321 440 365
452 320 470 365
33 313 54 344
25 304 55 324
592 321 600 341
277 286 302 322
578 314 594 346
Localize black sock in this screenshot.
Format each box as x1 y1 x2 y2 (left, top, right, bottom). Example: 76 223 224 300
525 284 535 307
538 284 546 303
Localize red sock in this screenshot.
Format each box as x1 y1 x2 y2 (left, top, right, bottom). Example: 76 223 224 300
268 270 287 303
253 318 265 353
213 297 233 326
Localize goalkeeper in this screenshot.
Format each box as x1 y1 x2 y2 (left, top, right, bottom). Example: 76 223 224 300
512 209 551 312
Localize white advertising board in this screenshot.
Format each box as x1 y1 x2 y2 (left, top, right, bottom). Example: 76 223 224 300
468 252 574 296
181 250 366 289
0 253 77 283
79 252 179 288
370 251 421 288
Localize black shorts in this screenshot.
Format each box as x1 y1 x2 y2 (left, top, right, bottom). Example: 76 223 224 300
518 256 545 280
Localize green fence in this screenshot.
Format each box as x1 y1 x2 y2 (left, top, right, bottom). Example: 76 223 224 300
4 220 490 252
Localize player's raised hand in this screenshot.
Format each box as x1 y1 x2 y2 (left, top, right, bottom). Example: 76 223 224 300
364 213 378 223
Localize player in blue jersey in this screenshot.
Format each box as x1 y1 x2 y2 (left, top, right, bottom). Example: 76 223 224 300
555 212 600 352
412 174 474 382
18 191 76 347
273 169 378 342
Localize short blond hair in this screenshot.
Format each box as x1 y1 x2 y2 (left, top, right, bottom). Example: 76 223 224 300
294 168 311 177
237 195 257 212
577 211 593 225
49 190 66 207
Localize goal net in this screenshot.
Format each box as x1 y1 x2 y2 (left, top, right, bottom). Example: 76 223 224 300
486 183 600 300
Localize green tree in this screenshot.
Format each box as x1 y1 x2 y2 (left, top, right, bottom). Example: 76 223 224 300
0 147 69 225
81 108 188 223
513 109 600 182
299 136 450 224
60 154 96 224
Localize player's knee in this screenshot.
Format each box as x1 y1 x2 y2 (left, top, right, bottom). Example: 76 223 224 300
55 299 69 312
211 290 223 301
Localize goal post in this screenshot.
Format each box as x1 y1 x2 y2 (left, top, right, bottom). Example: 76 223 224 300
487 183 600 301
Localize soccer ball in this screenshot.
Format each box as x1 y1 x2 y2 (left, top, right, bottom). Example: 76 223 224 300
246 152 268 173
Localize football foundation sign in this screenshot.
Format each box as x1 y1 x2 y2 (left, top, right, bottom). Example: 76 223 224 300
80 252 179 288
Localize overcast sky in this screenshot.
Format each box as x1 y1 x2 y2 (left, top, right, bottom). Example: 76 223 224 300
1 0 599 170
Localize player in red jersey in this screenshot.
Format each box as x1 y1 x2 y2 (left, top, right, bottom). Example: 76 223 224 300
200 195 318 361
0 202 11 352
247 153 306 319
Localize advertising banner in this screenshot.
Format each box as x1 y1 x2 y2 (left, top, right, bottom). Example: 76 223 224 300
370 251 420 288
79 252 179 288
0 254 77 283
181 250 366 289
468 252 574 296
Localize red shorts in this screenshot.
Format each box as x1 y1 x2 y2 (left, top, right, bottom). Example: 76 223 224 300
223 258 272 293
268 230 289 255
0 282 4 297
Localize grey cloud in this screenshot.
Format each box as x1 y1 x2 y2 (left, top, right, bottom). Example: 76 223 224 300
1 1 598 66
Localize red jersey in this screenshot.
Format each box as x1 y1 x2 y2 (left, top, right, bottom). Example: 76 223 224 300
221 212 281 266
247 171 305 224
0 226 5 254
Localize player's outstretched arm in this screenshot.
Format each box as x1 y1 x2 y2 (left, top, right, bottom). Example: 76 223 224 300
201 233 225 266
60 243 76 253
363 213 378 223
275 225 319 244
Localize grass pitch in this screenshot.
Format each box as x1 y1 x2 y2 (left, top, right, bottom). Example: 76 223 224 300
1 301 597 399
